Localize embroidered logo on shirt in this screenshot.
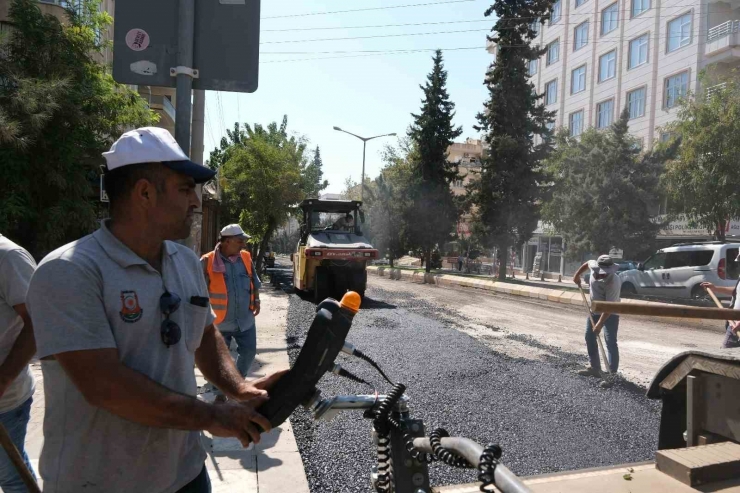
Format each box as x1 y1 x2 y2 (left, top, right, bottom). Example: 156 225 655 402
120 290 143 323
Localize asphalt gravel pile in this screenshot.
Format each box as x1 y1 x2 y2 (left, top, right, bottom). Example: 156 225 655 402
286 286 661 492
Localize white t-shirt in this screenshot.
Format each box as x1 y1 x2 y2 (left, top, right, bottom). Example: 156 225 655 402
0 235 36 413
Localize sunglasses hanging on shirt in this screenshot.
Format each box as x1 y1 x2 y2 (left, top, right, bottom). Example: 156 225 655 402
159 291 182 347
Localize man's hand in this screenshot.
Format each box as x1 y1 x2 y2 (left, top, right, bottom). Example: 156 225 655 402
573 275 582 287
253 302 261 316
206 395 271 447
592 321 604 335
731 320 740 334
234 370 288 401
701 282 716 292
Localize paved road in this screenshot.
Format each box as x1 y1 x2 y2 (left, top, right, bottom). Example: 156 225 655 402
368 276 724 387
286 280 665 492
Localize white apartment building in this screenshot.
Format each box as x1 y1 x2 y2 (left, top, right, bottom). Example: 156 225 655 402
488 0 740 149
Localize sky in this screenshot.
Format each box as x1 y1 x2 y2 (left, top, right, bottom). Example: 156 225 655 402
202 0 494 195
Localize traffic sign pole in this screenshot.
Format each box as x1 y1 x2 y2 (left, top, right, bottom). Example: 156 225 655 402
174 0 195 156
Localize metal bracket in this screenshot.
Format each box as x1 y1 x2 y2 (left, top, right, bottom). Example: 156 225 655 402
170 66 200 78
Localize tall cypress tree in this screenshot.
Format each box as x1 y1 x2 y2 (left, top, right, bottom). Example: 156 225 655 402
470 0 554 280
406 50 463 272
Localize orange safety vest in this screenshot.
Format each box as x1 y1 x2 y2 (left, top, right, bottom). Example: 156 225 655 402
202 250 255 325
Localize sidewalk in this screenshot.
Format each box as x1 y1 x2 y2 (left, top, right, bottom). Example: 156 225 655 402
24 289 309 493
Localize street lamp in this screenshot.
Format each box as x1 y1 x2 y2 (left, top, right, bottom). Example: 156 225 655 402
333 126 396 201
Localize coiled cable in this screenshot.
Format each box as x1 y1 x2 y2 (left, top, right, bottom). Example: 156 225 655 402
477 444 502 492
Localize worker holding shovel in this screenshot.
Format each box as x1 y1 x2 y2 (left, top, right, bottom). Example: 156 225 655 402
573 255 622 387
700 281 740 349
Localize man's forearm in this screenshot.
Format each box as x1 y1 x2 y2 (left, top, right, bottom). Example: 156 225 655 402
56 350 216 431
195 324 245 399
0 317 36 389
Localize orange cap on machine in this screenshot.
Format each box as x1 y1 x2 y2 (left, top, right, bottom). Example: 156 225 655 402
340 291 362 314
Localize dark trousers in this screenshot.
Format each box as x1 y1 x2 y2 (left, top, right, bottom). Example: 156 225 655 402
585 314 620 373
177 465 211 493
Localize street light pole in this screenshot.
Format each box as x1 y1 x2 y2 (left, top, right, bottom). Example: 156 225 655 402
333 126 396 202
361 140 367 201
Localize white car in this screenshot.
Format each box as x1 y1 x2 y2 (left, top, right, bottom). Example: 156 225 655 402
619 242 740 300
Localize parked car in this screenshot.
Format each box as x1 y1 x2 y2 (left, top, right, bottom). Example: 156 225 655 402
618 242 740 300
583 260 638 284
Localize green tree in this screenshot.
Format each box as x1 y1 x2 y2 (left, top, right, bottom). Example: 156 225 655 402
0 0 156 257
543 109 673 259
662 75 740 241
469 0 554 280
363 140 415 267
302 146 329 198
219 118 306 272
406 50 462 272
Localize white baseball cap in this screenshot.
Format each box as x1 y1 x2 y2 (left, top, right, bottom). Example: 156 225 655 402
220 224 251 239
102 127 216 184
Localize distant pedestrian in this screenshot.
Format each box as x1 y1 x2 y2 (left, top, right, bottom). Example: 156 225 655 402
0 234 37 492
702 273 740 348
202 224 262 402
457 254 464 271
573 255 622 384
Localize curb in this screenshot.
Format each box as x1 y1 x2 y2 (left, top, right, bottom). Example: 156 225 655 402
368 266 722 330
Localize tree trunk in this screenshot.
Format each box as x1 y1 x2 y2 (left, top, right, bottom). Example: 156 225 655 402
715 219 727 242
255 219 277 275
425 249 432 273
497 240 509 281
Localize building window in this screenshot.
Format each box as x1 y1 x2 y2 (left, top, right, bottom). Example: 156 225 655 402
629 34 649 69
627 87 646 119
528 58 539 76
529 19 541 36
667 13 692 52
550 0 562 24
601 3 619 35
631 0 650 17
546 120 556 132
598 50 617 82
546 39 560 65
574 22 589 51
545 79 558 105
576 0 588 7
569 110 584 137
660 132 673 142
571 65 587 94
596 99 614 128
665 71 689 108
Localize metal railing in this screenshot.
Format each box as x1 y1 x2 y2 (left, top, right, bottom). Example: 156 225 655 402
707 19 739 42
706 82 728 100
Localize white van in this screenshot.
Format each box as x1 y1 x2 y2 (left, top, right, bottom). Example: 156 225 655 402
619 242 740 300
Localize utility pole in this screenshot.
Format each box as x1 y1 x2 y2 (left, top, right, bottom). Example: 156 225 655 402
188 89 206 254
174 0 195 156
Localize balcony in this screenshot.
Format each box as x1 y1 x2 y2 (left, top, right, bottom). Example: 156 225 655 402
705 82 727 100
706 20 740 58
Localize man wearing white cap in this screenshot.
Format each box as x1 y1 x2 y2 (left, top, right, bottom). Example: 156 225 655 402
26 127 282 493
573 255 622 380
201 224 262 401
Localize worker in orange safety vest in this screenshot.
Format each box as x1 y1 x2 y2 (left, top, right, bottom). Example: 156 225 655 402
202 224 262 402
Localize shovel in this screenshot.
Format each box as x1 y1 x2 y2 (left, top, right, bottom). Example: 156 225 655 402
578 285 612 375
0 421 40 492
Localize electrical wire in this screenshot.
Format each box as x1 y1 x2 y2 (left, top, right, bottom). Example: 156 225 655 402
262 18 492 32
261 28 491 44
262 0 478 19
260 46 485 64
